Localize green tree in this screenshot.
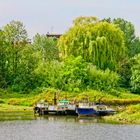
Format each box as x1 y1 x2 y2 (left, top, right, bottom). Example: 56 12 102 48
130 54 140 93
33 34 59 62
58 16 126 71
11 44 39 92
32 34 59 90
103 18 140 58
130 37 140 57
1 20 40 92
113 18 136 57
0 30 7 88
2 21 29 85
3 20 28 43
110 18 140 87
59 56 88 92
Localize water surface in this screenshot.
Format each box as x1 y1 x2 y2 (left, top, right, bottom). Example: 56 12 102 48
0 113 140 140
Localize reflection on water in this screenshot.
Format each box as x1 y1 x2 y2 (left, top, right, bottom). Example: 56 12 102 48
41 115 102 124
0 111 103 123
0 112 140 140
0 111 34 121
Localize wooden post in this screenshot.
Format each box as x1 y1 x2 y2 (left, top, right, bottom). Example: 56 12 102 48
53 92 57 105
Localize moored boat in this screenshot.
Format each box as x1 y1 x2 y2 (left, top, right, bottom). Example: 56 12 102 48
76 107 98 117
34 99 116 117
58 100 77 115
47 105 58 114
93 104 116 116
76 103 98 117
34 100 49 115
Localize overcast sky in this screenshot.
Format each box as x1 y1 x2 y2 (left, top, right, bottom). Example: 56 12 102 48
0 0 140 38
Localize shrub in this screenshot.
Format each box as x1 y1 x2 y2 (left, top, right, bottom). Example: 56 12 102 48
58 56 88 92
87 65 120 91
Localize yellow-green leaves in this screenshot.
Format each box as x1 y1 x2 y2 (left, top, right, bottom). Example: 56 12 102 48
73 16 98 26
58 16 126 71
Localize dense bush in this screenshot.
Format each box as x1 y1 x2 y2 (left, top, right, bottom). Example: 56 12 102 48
34 61 62 88
117 59 131 88
87 65 120 91
34 56 88 92
29 56 121 92
58 56 88 92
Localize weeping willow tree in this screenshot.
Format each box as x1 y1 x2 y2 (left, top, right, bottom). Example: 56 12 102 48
58 16 127 71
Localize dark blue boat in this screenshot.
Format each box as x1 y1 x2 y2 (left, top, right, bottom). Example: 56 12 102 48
76 108 98 117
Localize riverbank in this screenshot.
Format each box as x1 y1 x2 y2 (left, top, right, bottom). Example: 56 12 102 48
1 104 140 124
103 104 140 124
0 104 33 112
0 88 140 124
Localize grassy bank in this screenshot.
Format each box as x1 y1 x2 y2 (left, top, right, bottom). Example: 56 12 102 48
103 104 140 124
0 88 140 124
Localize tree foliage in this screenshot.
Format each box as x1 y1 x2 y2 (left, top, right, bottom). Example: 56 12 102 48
103 18 140 58
34 61 61 89
0 21 37 92
11 44 39 92
73 16 98 26
130 54 140 93
33 34 59 62
59 56 88 92
0 17 140 94
130 37 140 57
87 65 120 91
103 18 140 87
0 31 7 88
3 20 28 43
58 16 126 71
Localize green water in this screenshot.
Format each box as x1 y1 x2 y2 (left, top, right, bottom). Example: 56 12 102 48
0 111 34 121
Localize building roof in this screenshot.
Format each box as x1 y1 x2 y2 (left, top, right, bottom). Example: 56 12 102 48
46 34 62 38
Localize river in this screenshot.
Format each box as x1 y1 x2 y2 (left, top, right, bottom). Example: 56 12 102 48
0 113 140 140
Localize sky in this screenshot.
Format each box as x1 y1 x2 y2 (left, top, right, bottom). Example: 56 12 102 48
0 0 140 39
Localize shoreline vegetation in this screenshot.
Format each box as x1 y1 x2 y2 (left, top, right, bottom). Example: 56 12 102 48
1 16 140 124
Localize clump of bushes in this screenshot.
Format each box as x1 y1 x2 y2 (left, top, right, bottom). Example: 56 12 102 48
87 65 120 91
35 56 120 93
